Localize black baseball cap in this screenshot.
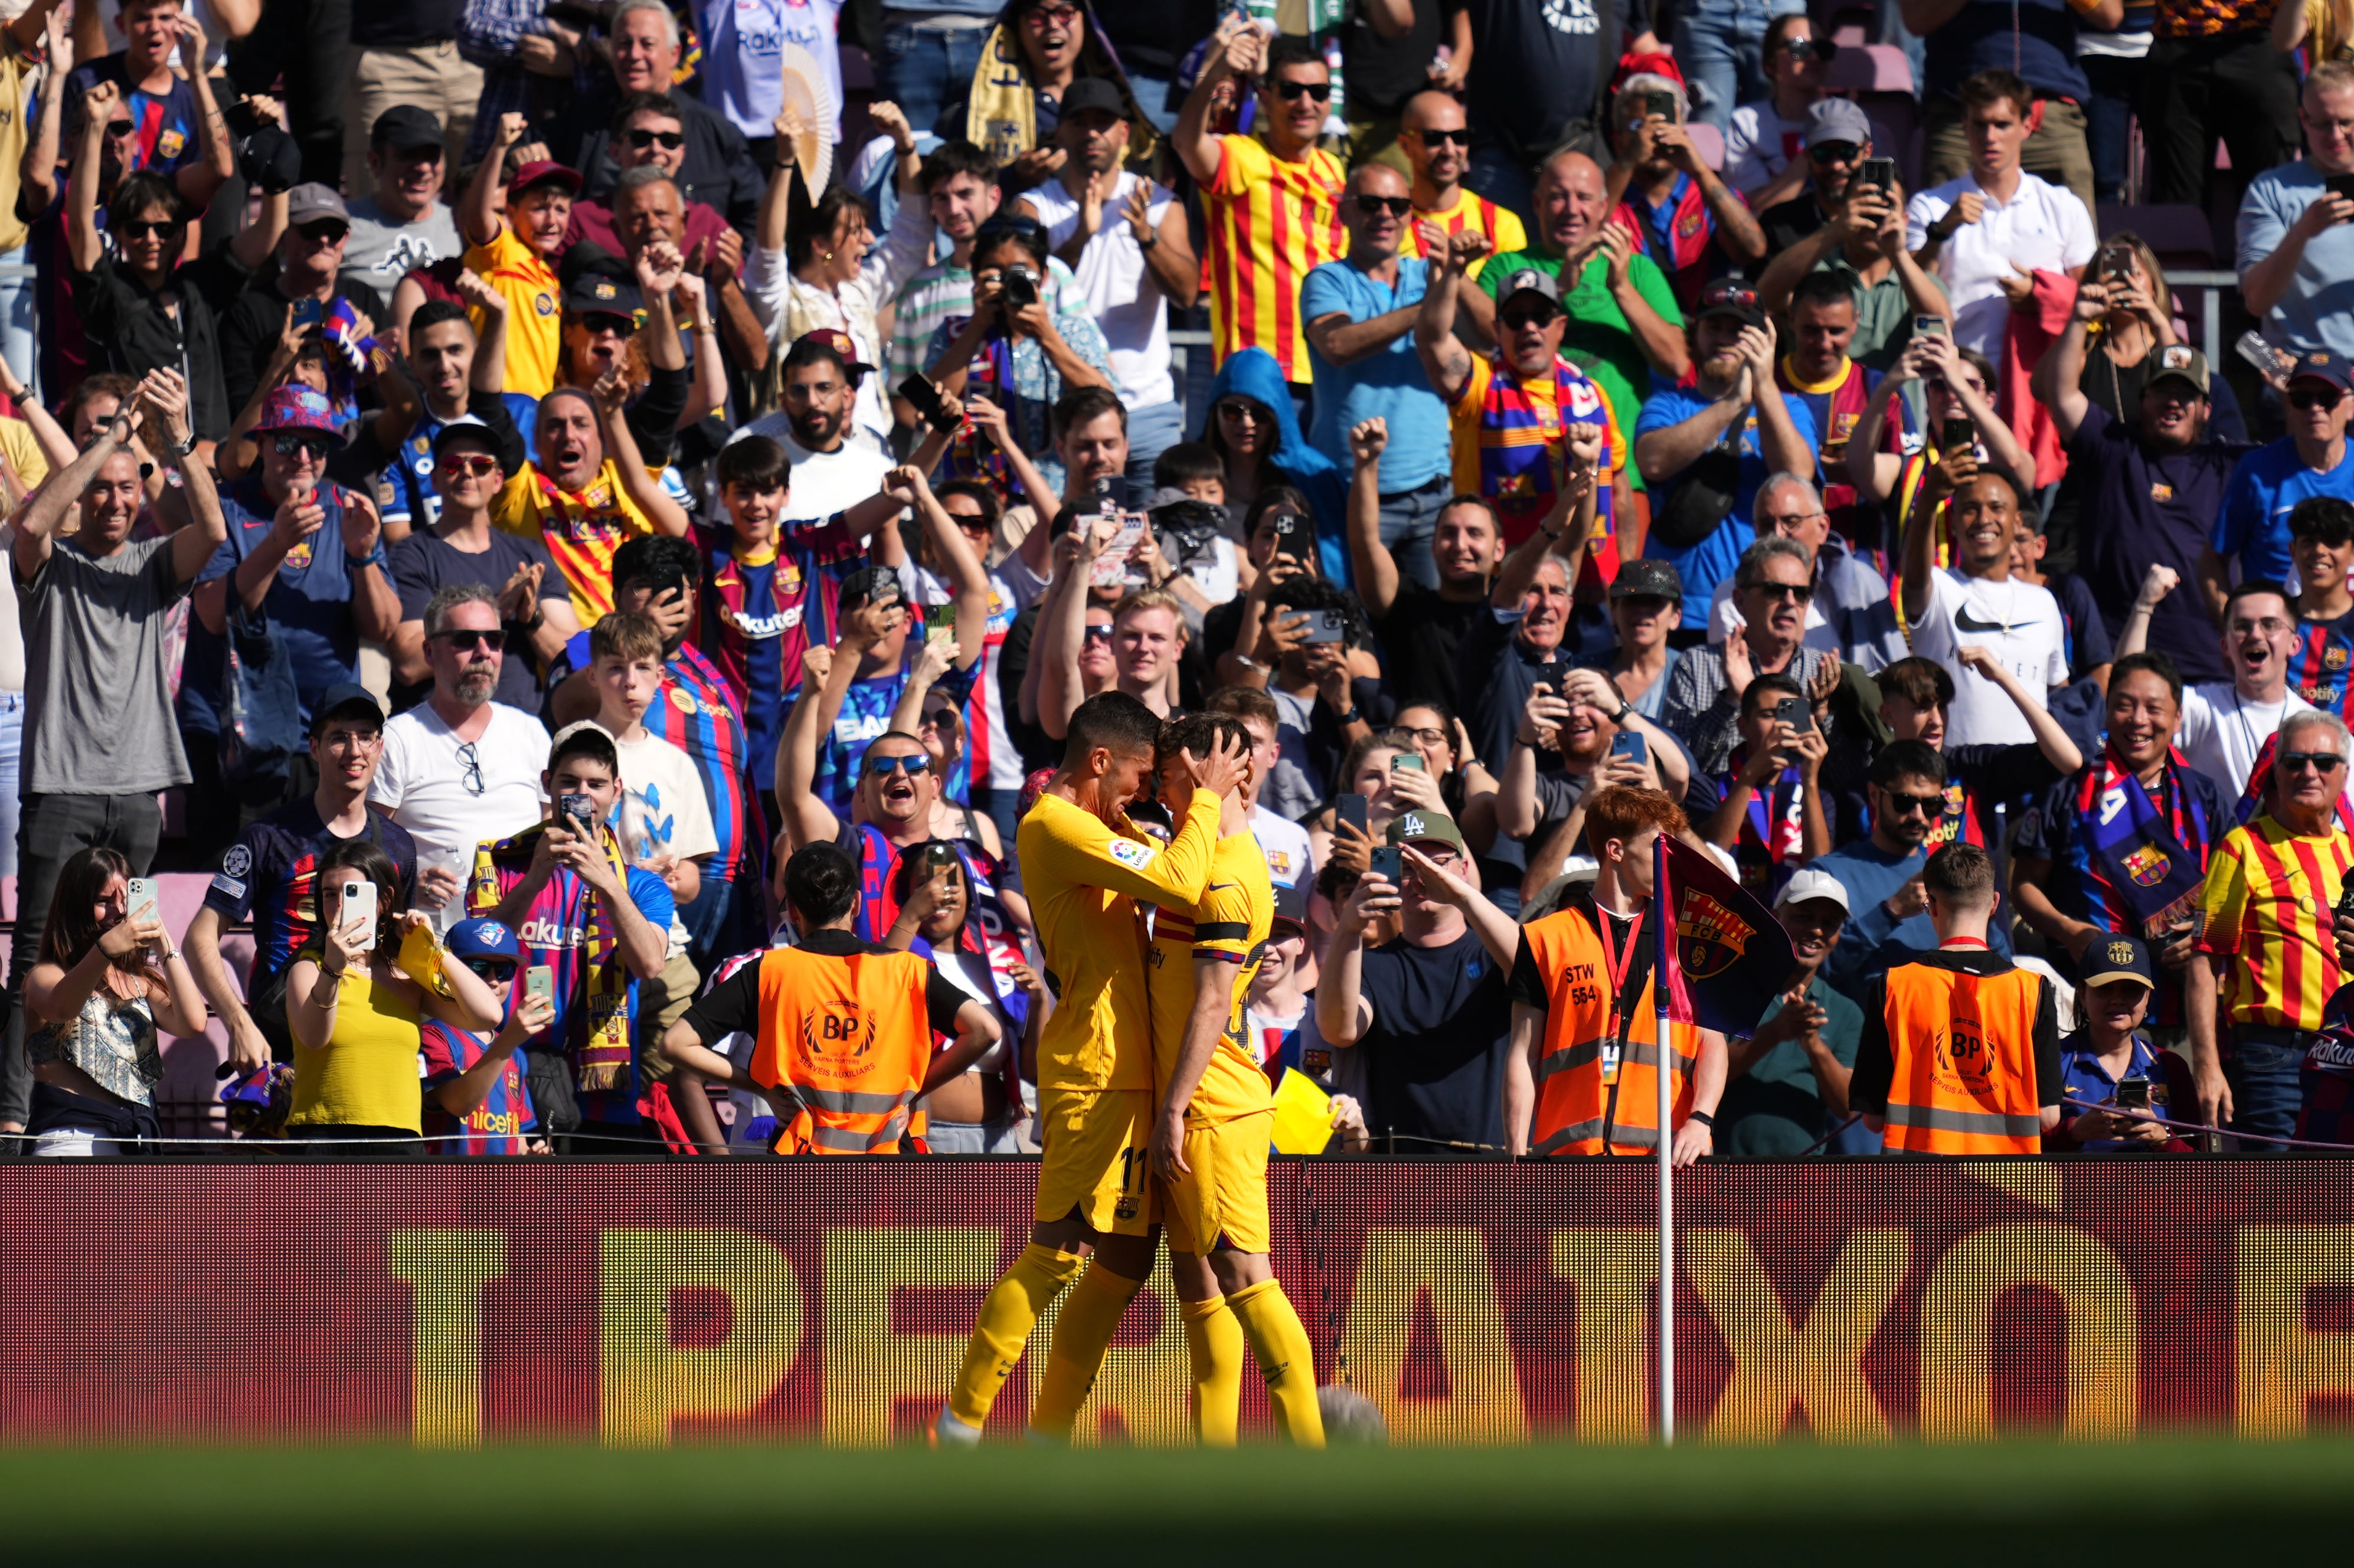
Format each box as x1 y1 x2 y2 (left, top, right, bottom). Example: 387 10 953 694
310 682 385 735
836 565 905 614
563 271 644 321
1060 76 1127 121
1610 558 1685 602
1696 277 1768 331
372 104 444 152
2080 934 2155 990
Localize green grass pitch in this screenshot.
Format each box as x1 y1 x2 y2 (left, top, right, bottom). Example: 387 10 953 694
4 1438 2348 1562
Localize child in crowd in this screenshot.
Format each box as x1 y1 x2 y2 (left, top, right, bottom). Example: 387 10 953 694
420 917 558 1155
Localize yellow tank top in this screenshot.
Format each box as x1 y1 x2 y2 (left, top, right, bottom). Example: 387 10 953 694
287 963 426 1134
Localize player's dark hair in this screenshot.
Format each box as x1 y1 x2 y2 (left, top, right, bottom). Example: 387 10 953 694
2107 650 2183 707
1153 441 1224 490
1790 269 1859 316
918 138 998 195
1871 738 1947 789
1155 712 1251 770
1064 691 1164 765
715 435 791 493
1877 656 1955 711
785 842 861 928
612 534 699 599
2291 496 2354 546
1924 842 1996 905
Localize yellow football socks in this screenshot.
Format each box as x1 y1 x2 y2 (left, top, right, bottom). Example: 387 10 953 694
1181 1294 1245 1446
1029 1263 1146 1438
946 1242 1087 1429
1228 1279 1326 1447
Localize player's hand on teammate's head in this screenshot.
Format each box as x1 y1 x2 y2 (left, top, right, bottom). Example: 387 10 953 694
1182 726 1251 798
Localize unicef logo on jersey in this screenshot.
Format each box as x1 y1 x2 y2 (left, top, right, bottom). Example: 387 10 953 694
1544 0 1601 34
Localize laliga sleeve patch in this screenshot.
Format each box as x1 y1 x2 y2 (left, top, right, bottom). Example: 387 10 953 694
1108 837 1156 870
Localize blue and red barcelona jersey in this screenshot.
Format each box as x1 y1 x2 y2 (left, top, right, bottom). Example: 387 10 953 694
2289 608 2354 717
565 626 755 884
1776 354 1880 548
692 515 869 793
62 58 204 183
1613 174 1734 312
202 799 419 983
2298 988 2354 1147
420 1019 537 1155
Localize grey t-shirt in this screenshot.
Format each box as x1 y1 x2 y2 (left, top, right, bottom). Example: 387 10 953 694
339 196 463 293
21 535 194 795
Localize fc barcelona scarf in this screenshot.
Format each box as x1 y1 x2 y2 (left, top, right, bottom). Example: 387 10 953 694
472 824 633 1093
1476 353 1617 582
2078 745 2212 937
1729 749 1806 895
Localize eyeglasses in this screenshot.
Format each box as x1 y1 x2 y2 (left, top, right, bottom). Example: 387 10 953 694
1397 726 1448 747
1882 788 1943 817
1022 2 1081 25
1351 194 1413 217
436 627 506 652
388 143 444 164
297 220 349 246
2280 751 2348 773
975 212 1047 240
1748 581 1814 603
2290 385 2345 411
1409 126 1471 147
1499 307 1561 331
1273 79 1333 103
1082 623 1113 642
1807 141 1861 165
2228 617 2293 637
1217 400 1268 423
437 452 501 477
463 960 516 981
116 217 181 240
316 728 381 752
270 431 333 461
455 740 486 797
918 706 959 730
865 752 931 778
625 127 686 150
576 312 635 336
104 120 136 141
1760 511 1827 532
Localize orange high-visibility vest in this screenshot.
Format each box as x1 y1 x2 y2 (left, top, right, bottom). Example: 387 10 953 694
1522 901 1699 1157
1879 960 2046 1155
748 945 936 1155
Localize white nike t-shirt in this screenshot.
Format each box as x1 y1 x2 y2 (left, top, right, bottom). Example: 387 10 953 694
1906 568 2068 747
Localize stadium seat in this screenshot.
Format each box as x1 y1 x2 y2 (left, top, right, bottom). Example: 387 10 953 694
1825 43 1915 96
2097 204 2218 268
1686 120 1726 172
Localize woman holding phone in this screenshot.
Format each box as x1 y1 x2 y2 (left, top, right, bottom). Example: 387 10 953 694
284 840 505 1147
23 849 208 1156
878 842 1042 1153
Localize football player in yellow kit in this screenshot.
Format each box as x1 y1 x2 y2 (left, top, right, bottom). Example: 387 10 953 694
937 692 1246 1445
1146 713 1325 1446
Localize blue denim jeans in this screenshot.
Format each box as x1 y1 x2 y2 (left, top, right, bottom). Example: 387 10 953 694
1375 473 1454 591
2228 1032 2308 1151
0 245 36 401
1123 398 1185 492
0 691 22 883
874 22 990 142
1673 0 1807 132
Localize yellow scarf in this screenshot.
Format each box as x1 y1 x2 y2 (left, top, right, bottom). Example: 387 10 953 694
963 17 1159 175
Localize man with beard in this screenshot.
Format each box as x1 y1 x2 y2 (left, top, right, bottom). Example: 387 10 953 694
735 330 895 526
2043 289 2247 683
1716 868 1868 1157
1662 537 1841 780
1818 738 2013 993
1177 21 1348 415
187 686 419 1072
493 375 690 623
1016 75 1195 486
368 584 555 922
1900 463 2067 748
1394 88 1526 281
939 693 1245 1446
359 287 533 536
1633 282 1817 630
2014 652 2221 1038
1499 666 1693 905
1307 165 1454 590
2120 578 2322 803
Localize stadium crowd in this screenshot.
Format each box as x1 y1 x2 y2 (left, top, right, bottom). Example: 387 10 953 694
10 0 2354 1163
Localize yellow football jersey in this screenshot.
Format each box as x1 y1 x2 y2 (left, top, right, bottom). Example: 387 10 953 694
1148 828 1277 1125
1018 790 1224 1094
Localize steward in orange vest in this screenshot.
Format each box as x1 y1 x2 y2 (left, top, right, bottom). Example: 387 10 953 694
1850 843 2060 1154
659 842 999 1153
1504 787 1728 1163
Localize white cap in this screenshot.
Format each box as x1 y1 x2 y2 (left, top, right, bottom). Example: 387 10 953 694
1774 866 1852 914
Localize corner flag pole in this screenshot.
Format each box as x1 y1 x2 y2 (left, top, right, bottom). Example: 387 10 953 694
1654 829 1675 1446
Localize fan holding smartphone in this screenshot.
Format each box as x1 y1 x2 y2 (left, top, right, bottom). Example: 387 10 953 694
1692 674 1831 893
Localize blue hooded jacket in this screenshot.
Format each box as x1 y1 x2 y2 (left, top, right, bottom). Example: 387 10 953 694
1201 348 1350 585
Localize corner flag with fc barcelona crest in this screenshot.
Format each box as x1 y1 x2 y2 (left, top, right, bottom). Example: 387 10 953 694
1653 833 1799 1036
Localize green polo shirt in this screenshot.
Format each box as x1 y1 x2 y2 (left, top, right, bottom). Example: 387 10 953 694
1481 247 1684 492
1718 973 1866 1157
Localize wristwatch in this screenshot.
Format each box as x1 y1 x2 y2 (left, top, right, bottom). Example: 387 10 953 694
161 431 196 460
1332 705 1362 725
1138 229 1158 250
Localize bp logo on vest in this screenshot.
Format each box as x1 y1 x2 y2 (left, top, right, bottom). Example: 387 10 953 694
798 1005 877 1074
1934 1017 1992 1085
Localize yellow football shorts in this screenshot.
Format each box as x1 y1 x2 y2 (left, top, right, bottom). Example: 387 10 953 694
1160 1109 1274 1258
1034 1088 1157 1235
